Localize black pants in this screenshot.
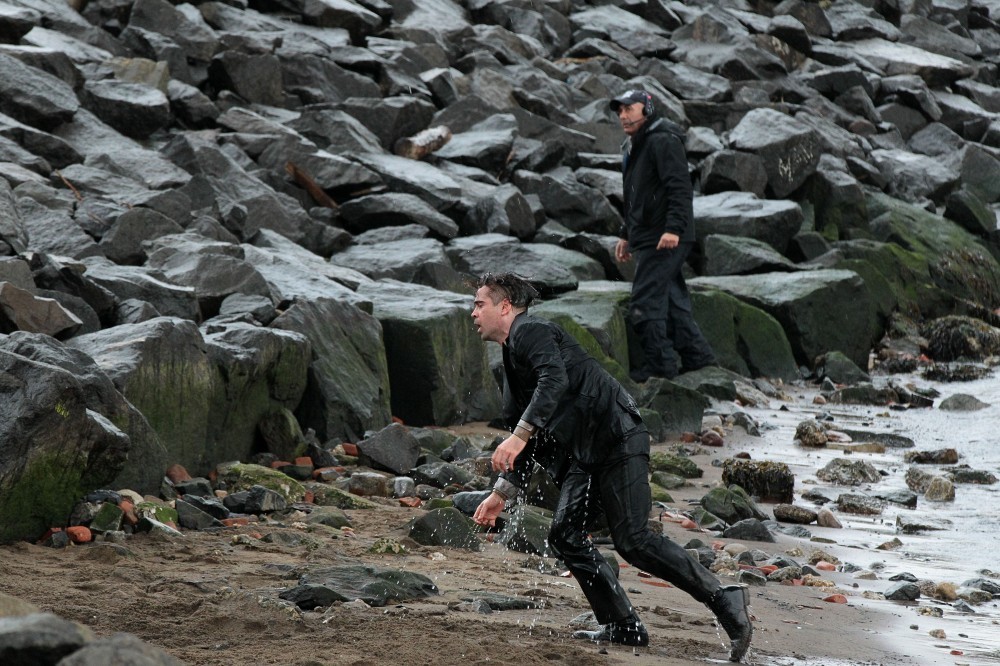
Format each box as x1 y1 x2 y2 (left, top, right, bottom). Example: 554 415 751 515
630 244 715 375
547 431 721 624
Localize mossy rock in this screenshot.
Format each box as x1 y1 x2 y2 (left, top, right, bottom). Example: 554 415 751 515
649 452 702 479
543 312 635 391
216 463 306 503
533 286 632 369
136 501 178 525
867 190 1000 312
649 483 674 503
305 483 378 509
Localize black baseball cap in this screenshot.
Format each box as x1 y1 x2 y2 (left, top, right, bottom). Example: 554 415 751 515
610 89 650 111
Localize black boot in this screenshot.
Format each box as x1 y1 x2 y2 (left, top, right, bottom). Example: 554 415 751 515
707 585 752 662
572 615 649 646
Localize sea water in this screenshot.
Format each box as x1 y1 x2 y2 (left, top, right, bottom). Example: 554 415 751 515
734 368 1000 664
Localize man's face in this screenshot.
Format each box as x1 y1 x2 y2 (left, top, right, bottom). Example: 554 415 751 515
472 286 508 343
617 102 646 136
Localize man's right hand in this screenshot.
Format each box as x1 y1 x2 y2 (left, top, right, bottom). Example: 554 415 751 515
615 238 632 263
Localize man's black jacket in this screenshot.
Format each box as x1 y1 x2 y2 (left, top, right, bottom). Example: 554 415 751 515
619 114 695 250
499 312 644 471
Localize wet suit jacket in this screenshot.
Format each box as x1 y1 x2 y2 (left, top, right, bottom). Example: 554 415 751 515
496 312 644 494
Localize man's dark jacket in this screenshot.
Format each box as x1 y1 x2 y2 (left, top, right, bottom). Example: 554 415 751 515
619 114 695 250
499 312 644 470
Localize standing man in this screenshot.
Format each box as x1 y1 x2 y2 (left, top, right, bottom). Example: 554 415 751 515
470 272 752 663
611 89 716 382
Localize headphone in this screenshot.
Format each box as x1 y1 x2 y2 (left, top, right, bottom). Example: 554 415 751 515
640 91 654 116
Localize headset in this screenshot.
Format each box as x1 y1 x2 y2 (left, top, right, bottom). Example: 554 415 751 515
639 91 654 116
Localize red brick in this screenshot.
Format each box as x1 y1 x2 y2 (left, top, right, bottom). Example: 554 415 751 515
66 526 92 544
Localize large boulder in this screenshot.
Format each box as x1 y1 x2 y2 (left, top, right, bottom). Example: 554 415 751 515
532 281 632 369
691 269 878 368
68 317 309 480
690 289 798 380
271 297 391 443
694 191 803 255
0 340 132 542
356 280 500 427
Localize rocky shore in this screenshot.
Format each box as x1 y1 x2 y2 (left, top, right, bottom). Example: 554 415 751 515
3 0 1000 662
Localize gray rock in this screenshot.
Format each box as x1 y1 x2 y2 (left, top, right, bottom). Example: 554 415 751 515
59 630 187 666
434 113 518 174
694 192 803 255
813 350 870 385
0 282 81 339
512 166 621 235
81 80 170 140
358 279 500 426
357 423 421 476
245 485 289 513
0 52 79 131
884 581 921 601
703 234 798 276
498 504 553 556
700 485 768 525
175 498 223 530
721 518 775 542
339 193 458 240
144 235 273 316
408 507 481 551
728 108 821 197
818 458 881 486
0 613 94 663
271 296 391 443
412 462 475 488
13 181 103 260
835 493 886 515
280 564 438 609
938 393 990 411
691 269 876 369
699 150 767 197
0 347 131 537
351 151 462 212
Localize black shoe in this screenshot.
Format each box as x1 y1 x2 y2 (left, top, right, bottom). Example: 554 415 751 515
708 585 752 662
572 616 649 646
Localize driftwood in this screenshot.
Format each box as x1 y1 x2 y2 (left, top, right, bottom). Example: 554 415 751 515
285 161 338 209
393 126 452 160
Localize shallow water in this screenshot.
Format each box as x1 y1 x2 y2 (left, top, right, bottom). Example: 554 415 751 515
733 368 1000 664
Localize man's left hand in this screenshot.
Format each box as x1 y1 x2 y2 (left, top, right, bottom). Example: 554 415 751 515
491 434 528 472
473 493 505 527
656 232 680 250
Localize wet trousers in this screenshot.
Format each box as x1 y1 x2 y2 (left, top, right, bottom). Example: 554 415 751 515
547 430 721 624
630 244 715 377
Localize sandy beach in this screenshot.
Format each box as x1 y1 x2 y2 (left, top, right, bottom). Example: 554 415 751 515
1 378 998 666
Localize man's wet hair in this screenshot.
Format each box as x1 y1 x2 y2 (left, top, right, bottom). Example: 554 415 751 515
477 272 539 309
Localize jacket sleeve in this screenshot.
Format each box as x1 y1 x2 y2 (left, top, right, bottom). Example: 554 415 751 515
510 321 568 432
651 132 693 237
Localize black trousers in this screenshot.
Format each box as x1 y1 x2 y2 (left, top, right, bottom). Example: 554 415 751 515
630 244 715 374
547 430 721 624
